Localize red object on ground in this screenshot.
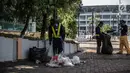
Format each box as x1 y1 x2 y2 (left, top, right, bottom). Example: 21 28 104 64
52 56 58 61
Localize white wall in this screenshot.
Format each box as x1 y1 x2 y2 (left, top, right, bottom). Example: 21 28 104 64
0 37 16 62
22 39 37 59
21 39 54 59
38 40 44 48
64 42 70 55
46 41 53 57
0 37 79 61
21 39 79 59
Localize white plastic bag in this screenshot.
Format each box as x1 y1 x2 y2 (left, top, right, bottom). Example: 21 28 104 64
71 56 80 65
63 57 74 67
46 62 60 68
58 54 64 64
46 57 61 67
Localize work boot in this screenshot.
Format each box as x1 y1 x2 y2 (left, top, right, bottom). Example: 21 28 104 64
126 54 130 56
126 51 130 56
116 51 123 54
97 52 101 54
97 47 101 54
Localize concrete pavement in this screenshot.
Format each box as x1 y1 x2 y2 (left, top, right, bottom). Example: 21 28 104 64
1 41 130 73
1 53 130 73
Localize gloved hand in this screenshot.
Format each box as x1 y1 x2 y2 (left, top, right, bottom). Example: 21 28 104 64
60 37 64 42
119 27 123 30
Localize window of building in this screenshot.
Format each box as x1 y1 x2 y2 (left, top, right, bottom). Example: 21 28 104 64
121 15 127 19
103 21 110 24
128 15 130 19
96 15 102 19
103 8 110 12
87 21 91 24
128 21 130 25
103 15 110 19
87 15 92 19
80 21 86 25
111 21 118 25
80 27 86 30
111 15 117 18
112 26 117 29
80 16 86 20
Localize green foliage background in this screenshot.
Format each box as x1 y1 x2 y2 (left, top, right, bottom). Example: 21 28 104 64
88 13 112 34
0 0 81 39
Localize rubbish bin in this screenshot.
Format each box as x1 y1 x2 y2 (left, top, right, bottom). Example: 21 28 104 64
101 33 113 54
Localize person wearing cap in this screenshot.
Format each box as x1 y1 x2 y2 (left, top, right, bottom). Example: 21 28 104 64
95 21 104 54
48 18 65 56
117 20 130 55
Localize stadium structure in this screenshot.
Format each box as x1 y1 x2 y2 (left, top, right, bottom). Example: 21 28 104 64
77 0 130 38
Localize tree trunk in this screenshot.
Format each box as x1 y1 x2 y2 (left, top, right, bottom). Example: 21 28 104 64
40 13 47 39
40 12 47 48
20 14 30 38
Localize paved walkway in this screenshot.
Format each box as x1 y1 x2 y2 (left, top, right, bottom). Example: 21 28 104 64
1 42 130 73
1 52 130 73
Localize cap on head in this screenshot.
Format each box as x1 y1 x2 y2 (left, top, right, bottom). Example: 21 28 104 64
98 21 103 26
120 20 126 24
99 21 103 24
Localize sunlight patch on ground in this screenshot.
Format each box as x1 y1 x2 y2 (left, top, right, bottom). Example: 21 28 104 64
83 49 96 53
86 49 96 53
83 48 128 54
14 65 38 70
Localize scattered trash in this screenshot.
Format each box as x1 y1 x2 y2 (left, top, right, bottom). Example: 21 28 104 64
46 55 62 67
71 56 80 65
35 59 41 64
63 57 74 67
46 54 84 67
46 62 61 68
80 60 86 64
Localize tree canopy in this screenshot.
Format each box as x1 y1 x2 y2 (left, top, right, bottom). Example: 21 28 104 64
0 0 81 39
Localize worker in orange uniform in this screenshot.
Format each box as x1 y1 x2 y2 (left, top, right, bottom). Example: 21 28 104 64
117 20 130 55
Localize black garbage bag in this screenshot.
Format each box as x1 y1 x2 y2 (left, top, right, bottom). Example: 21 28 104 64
28 46 50 63
101 33 113 54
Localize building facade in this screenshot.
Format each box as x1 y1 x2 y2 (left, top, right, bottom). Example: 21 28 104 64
77 5 130 37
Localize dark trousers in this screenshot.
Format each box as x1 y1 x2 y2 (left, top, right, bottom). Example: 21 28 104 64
52 38 63 55
96 39 102 54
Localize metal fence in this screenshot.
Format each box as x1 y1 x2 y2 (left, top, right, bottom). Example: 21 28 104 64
0 21 24 31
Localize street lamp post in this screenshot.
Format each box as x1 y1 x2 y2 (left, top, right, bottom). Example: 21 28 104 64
112 17 114 28
92 9 94 36
118 0 121 35
78 12 80 36
78 1 83 37
53 0 57 21
49 0 57 22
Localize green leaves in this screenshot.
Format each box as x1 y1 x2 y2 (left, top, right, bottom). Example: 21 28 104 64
0 0 81 39
0 0 16 21
56 0 81 39
88 13 101 25
102 24 112 33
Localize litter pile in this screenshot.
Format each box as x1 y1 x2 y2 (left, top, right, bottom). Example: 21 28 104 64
46 54 82 67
